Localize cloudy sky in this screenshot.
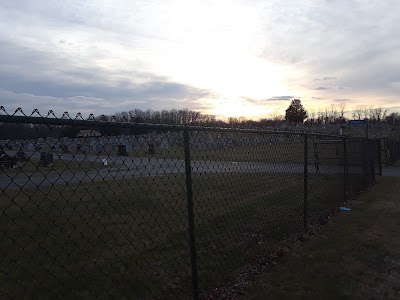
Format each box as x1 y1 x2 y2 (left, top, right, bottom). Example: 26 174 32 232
0 0 399 119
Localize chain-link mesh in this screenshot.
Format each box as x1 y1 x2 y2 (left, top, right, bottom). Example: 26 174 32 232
190 131 304 295
0 108 378 298
306 136 345 224
382 137 400 165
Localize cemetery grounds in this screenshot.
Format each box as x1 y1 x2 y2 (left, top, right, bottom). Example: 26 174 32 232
0 133 354 298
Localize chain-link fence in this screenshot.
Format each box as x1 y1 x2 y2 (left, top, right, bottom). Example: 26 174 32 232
0 108 380 299
381 137 400 165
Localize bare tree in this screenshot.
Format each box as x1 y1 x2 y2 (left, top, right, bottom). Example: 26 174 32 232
306 109 316 123
352 106 364 120
385 112 399 125
373 107 385 122
269 111 284 122
330 104 339 123
362 106 370 119
338 102 346 119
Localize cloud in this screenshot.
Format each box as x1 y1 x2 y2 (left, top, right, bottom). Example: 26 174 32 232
315 87 328 90
0 88 211 118
258 0 400 106
0 39 213 116
334 98 352 103
266 96 294 101
314 77 336 81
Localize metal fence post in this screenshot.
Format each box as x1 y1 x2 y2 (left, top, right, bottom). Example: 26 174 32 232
362 139 367 189
303 134 308 232
183 127 199 300
385 138 389 165
392 139 395 164
370 140 376 183
343 137 347 203
377 139 382 176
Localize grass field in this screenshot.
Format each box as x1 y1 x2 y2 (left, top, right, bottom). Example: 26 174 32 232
122 142 306 163
122 137 349 168
241 176 400 299
0 170 348 299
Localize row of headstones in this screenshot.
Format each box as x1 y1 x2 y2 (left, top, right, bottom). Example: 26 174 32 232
0 140 69 153
73 134 174 151
75 139 170 155
0 134 173 154
1 131 293 155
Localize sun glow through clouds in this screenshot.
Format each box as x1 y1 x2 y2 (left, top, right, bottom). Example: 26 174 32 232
1 0 399 117
128 0 290 118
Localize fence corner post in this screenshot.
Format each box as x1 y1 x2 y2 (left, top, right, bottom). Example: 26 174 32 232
378 139 382 176
343 137 348 203
303 134 308 232
183 127 199 300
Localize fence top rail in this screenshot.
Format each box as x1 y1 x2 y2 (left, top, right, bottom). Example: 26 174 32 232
0 113 364 139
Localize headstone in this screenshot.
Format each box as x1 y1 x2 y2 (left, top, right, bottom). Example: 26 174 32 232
148 143 155 155
95 143 103 154
109 136 117 145
80 145 90 154
39 152 53 166
15 150 28 162
26 143 35 152
117 144 128 156
0 153 15 169
119 136 127 144
125 143 133 153
104 144 113 153
138 137 146 146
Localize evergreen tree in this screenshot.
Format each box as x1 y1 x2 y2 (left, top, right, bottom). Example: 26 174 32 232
285 99 307 124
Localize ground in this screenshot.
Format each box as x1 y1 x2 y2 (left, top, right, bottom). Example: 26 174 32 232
1 170 345 299
241 172 400 299
0 140 377 298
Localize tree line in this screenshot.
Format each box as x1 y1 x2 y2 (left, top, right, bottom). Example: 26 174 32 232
99 109 222 126
284 99 398 126
1 101 399 139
